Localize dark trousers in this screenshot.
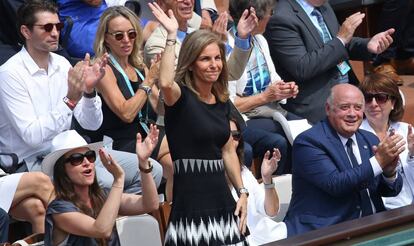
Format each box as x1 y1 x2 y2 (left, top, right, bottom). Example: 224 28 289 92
0 208 9 243
243 112 302 174
375 0 414 64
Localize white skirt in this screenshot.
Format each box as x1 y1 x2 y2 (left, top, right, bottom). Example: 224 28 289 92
0 173 23 212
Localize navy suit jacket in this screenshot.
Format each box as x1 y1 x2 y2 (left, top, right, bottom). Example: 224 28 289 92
284 119 403 237
264 0 372 123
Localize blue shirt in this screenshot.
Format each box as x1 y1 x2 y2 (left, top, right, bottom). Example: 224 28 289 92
57 0 108 58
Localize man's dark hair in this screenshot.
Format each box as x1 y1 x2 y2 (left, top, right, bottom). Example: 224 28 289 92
17 0 58 30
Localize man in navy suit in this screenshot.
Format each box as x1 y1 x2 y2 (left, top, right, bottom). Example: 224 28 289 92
284 84 404 237
0 208 8 243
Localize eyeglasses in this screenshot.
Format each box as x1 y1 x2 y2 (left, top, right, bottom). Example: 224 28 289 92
107 29 137 41
231 130 241 141
364 93 392 104
64 150 96 166
33 22 64 32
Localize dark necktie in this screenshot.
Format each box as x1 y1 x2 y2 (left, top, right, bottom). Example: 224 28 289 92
346 139 374 217
311 8 331 43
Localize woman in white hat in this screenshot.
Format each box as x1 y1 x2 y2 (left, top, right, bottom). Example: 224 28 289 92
42 125 160 246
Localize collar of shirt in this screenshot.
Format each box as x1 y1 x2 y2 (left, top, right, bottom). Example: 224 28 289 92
295 0 328 39
20 46 60 76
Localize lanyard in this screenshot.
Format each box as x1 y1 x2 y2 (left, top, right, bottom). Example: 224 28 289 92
109 54 149 133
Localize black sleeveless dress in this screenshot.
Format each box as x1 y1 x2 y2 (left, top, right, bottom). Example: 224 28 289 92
164 86 249 246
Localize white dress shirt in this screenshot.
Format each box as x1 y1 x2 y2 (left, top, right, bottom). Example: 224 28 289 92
230 166 287 245
0 47 103 170
361 119 414 209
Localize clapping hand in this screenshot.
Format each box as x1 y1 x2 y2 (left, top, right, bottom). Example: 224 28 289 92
237 7 258 39
367 28 394 54
136 124 159 163
212 12 229 42
407 124 414 157
337 12 365 45
261 148 280 183
82 53 108 92
145 53 162 87
148 2 178 36
99 148 125 181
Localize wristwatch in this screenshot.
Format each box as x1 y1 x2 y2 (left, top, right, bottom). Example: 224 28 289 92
138 84 152 95
237 187 249 197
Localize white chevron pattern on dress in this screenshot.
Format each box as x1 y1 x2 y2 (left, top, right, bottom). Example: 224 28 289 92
165 214 244 245
173 159 224 174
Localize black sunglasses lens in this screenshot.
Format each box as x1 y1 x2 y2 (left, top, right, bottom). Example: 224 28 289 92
84 150 96 163
42 23 64 32
231 131 241 141
68 153 85 166
56 22 64 31
67 150 96 166
43 23 54 32
128 31 137 39
114 33 124 41
365 93 389 104
376 94 389 103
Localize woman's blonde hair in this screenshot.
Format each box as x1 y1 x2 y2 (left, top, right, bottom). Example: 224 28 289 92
94 6 145 69
175 30 229 103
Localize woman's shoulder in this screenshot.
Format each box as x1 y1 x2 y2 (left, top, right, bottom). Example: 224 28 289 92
47 199 79 214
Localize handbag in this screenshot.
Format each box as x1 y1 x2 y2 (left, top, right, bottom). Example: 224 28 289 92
12 233 44 246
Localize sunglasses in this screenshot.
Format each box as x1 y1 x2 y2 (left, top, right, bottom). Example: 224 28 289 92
64 150 96 166
33 22 64 32
231 130 241 141
107 30 137 41
364 93 392 104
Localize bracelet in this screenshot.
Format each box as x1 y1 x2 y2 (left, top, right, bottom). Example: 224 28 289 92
83 89 97 98
264 180 275 189
63 96 77 110
166 39 176 46
112 185 124 189
139 161 153 173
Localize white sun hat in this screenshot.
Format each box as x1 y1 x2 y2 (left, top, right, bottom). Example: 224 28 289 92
41 130 103 177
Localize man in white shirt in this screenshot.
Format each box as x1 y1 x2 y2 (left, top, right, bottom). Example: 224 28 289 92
0 0 162 193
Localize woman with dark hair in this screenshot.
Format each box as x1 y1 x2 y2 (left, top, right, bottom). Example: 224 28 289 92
150 2 249 245
41 126 159 246
228 117 287 245
359 73 414 209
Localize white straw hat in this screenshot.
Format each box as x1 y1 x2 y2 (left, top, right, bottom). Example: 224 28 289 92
41 130 103 177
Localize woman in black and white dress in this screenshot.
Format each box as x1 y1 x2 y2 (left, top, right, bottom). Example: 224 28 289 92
149 2 253 245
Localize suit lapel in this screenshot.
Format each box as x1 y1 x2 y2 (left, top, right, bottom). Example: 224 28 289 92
323 120 353 171
289 0 324 47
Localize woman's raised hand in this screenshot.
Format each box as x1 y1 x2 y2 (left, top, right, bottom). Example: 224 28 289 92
237 7 259 39
136 124 160 163
261 148 280 182
148 2 178 36
99 148 125 182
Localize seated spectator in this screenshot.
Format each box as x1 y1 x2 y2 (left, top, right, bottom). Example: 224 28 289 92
57 0 108 59
57 0 143 60
0 172 54 234
228 117 287 245
43 127 159 245
0 208 7 243
228 0 300 174
360 73 414 209
284 84 404 237
84 5 173 200
0 0 162 194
